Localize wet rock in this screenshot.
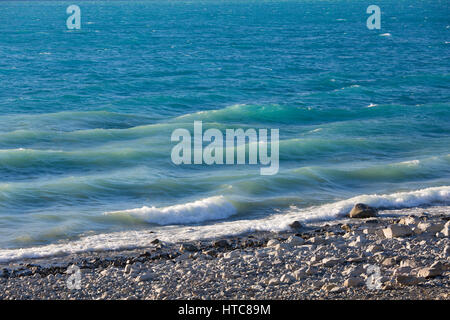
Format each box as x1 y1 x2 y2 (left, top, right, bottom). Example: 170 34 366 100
180 243 198 252
213 239 231 249
349 203 377 219
288 221 303 230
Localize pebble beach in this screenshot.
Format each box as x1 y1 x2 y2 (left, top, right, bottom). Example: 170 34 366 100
1 205 449 300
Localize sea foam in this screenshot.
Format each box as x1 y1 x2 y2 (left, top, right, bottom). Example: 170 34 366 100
1 186 449 263
104 196 237 225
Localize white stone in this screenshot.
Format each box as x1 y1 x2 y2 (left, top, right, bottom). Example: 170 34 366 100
382 224 413 238
280 273 295 284
135 272 155 282
366 244 383 253
399 216 418 225
441 221 450 237
416 222 444 234
442 244 450 258
274 243 291 251
223 250 240 259
285 235 305 246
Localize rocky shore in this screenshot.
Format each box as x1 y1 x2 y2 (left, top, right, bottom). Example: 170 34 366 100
0 206 449 300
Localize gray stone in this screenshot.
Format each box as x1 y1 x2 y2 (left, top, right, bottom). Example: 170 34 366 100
285 235 305 246
344 277 364 288
395 274 423 286
280 273 295 284
382 224 413 238
135 272 155 282
417 261 444 278
416 222 445 234
321 257 341 267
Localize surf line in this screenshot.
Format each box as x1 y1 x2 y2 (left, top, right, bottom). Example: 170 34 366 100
171 121 279 175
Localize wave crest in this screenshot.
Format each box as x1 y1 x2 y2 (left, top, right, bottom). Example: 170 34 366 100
104 196 237 225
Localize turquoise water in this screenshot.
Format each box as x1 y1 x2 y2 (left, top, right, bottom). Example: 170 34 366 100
0 0 449 253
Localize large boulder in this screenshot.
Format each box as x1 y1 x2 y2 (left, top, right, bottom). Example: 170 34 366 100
349 203 378 218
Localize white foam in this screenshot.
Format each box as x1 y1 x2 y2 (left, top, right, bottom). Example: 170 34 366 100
1 186 449 263
104 196 236 225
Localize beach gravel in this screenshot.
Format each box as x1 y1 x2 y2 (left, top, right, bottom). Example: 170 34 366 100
0 207 449 300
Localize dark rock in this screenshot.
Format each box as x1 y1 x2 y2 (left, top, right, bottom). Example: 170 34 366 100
289 221 303 230
213 239 231 248
151 239 160 244
203 249 218 257
349 203 377 218
180 243 198 252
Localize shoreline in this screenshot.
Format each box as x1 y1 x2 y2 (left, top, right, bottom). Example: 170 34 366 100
0 206 449 300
